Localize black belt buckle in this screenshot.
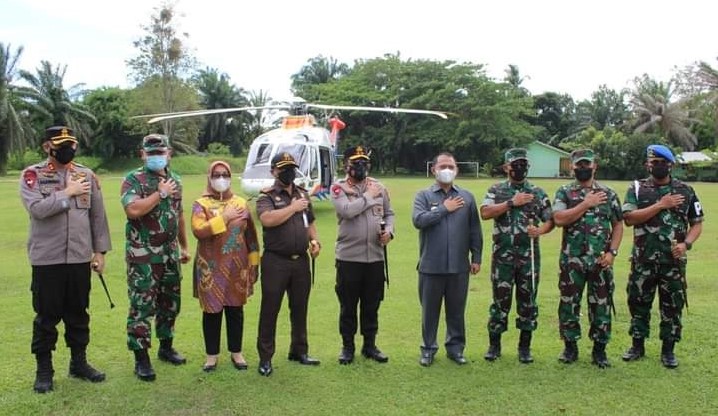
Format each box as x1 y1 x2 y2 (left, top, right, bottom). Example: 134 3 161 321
290 254 300 260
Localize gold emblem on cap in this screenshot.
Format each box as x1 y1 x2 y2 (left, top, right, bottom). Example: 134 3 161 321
60 128 69 137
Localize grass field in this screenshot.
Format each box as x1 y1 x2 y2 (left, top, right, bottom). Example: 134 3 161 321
0 174 716 415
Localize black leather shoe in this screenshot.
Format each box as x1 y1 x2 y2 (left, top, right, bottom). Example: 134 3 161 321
33 374 54 393
447 353 468 365
69 361 106 382
419 351 434 367
661 353 679 369
362 347 389 363
158 347 187 365
134 360 156 382
484 344 501 361
258 361 273 376
288 353 321 366
338 348 355 365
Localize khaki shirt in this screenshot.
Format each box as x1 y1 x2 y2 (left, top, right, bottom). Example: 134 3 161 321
20 160 111 265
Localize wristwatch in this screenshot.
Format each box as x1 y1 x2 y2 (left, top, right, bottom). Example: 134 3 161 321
158 190 168 199
684 241 693 251
506 199 514 208
608 249 618 256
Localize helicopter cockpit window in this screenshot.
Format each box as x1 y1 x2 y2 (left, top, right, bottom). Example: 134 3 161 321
276 144 309 174
253 143 273 166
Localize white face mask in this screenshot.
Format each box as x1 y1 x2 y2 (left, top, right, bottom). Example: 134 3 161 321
210 177 231 193
435 168 456 184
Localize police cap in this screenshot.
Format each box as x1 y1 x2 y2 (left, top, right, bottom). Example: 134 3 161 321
45 126 78 146
344 145 370 162
271 152 298 169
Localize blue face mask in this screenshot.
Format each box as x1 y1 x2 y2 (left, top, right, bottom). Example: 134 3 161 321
146 155 168 172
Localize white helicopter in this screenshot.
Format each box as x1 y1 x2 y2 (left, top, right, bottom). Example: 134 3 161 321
137 100 448 199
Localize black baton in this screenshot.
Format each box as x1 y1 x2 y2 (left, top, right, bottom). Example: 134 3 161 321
97 273 115 309
311 256 315 286
380 220 389 286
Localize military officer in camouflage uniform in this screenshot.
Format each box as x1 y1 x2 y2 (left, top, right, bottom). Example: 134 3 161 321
121 134 191 381
553 149 623 368
331 146 394 365
621 144 703 369
21 126 111 393
480 148 554 364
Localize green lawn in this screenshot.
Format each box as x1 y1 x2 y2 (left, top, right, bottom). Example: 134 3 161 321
0 174 716 415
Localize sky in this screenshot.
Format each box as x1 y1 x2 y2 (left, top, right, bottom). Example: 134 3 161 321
2 0 717 102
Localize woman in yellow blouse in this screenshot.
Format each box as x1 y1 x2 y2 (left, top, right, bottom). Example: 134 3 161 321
191 161 259 371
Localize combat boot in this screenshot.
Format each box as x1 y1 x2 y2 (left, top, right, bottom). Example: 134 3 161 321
558 340 578 364
158 338 187 365
134 349 156 382
33 352 54 394
518 330 534 364
484 332 501 361
622 337 645 361
591 341 610 368
69 348 106 382
661 340 679 369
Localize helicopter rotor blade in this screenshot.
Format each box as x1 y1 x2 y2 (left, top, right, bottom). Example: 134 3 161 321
306 104 449 119
136 105 291 124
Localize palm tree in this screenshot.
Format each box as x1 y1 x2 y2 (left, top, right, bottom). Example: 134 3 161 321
630 76 697 150
291 55 349 96
17 60 96 147
195 68 247 151
0 43 34 174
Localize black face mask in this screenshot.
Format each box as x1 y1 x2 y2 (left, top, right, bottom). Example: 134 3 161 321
509 166 528 182
50 146 76 165
573 167 593 182
650 165 671 180
349 163 367 181
278 168 296 185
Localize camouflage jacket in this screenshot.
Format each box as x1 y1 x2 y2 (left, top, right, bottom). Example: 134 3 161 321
623 177 704 264
553 180 622 258
121 166 183 264
481 180 552 263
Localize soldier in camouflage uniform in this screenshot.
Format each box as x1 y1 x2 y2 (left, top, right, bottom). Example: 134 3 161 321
480 148 554 364
621 144 703 369
21 126 111 393
121 134 191 381
553 149 623 368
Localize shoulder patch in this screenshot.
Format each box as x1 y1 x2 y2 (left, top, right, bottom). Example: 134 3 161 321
23 170 38 189
331 183 343 198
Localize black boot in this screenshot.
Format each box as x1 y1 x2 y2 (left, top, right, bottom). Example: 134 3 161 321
69 348 106 382
558 340 578 364
661 340 679 369
361 335 388 363
338 336 355 365
591 341 610 368
33 352 54 393
484 332 501 361
518 331 534 364
622 337 645 362
134 349 156 382
158 338 187 365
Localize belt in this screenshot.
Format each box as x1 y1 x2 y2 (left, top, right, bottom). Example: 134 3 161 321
266 250 305 260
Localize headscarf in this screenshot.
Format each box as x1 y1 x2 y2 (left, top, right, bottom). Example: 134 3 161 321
202 160 235 200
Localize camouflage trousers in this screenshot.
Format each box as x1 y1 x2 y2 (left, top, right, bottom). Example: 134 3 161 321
627 261 685 342
558 256 614 343
126 261 182 350
487 259 539 334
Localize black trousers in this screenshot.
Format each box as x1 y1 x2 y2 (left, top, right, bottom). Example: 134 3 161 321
31 263 91 354
202 306 244 355
335 260 385 346
257 252 311 361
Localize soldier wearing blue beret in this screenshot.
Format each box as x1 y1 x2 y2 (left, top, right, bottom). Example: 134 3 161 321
621 144 704 368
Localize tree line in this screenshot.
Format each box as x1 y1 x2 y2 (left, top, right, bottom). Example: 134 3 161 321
1 2 717 178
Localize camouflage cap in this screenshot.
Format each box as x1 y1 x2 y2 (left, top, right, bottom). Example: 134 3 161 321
344 145 370 162
45 126 78 145
646 144 676 163
142 134 170 151
570 149 595 164
504 148 528 163
271 152 298 169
